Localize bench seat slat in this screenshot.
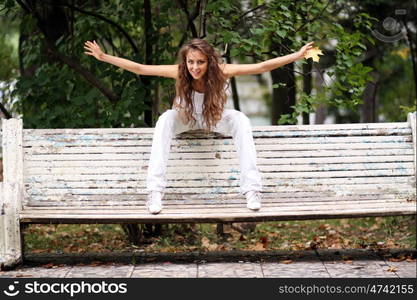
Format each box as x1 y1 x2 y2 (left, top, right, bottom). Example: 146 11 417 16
19 205 416 224
20 199 416 213
23 149 415 161
24 175 415 186
25 180 415 192
23 194 416 208
23 169 416 180
22 122 410 135
23 135 413 148
23 135 413 146
24 177 416 191
24 162 415 175
22 143 414 155
24 155 415 168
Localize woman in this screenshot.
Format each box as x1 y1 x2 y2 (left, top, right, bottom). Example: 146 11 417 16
84 38 314 214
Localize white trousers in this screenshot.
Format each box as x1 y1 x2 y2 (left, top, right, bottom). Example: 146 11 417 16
146 109 262 194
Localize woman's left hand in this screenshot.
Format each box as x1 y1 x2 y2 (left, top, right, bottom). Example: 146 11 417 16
297 42 315 59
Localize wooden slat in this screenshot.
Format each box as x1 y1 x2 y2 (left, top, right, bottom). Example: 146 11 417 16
23 134 412 146
24 177 415 191
22 155 416 168
22 121 410 136
24 175 415 186
19 204 416 223
22 142 414 156
22 167 416 178
23 193 416 208
24 182 415 196
20 199 416 213
23 187 415 202
23 148 415 162
24 162 415 175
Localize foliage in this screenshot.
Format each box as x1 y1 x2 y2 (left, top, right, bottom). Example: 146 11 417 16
0 13 19 115
204 0 377 124
1 0 180 128
376 48 416 122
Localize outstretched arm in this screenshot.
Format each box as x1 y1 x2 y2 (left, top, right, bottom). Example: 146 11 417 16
84 40 178 79
222 42 314 77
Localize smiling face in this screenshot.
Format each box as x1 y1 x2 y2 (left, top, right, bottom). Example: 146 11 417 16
186 49 208 81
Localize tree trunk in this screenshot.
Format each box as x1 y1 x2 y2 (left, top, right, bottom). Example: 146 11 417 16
314 68 327 124
302 59 313 124
225 51 240 111
361 71 380 123
269 40 296 125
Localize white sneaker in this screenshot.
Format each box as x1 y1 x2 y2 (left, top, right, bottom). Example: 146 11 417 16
245 191 261 211
147 191 163 214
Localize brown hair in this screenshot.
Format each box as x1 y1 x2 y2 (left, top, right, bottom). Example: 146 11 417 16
174 39 228 131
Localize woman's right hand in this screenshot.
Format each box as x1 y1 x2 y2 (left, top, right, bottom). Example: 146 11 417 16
84 40 105 60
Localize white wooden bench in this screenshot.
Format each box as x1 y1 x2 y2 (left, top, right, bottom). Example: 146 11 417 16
1 113 416 268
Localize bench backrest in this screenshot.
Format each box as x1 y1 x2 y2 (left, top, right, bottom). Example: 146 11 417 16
14 113 415 210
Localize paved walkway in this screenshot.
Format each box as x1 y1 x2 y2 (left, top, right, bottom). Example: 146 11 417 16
1 249 415 278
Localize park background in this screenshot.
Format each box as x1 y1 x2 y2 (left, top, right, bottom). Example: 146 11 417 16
0 0 415 256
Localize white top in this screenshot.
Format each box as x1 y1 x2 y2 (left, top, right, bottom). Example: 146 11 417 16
175 84 231 115
175 91 205 115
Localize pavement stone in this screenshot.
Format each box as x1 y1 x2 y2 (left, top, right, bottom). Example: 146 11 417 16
65 265 134 278
316 249 407 278
0 250 415 278
197 262 263 278
0 266 72 278
131 263 197 278
261 261 330 278
381 260 417 278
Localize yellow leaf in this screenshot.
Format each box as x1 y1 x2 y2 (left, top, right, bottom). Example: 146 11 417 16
305 47 323 62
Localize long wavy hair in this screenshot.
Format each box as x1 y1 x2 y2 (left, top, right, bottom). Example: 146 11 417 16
174 39 228 131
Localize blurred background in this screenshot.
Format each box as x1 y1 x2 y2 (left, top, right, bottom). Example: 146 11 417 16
0 0 415 129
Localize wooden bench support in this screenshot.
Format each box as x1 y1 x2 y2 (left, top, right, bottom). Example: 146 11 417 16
0 119 24 269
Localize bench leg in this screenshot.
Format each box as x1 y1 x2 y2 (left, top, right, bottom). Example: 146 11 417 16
1 118 24 270
0 183 23 270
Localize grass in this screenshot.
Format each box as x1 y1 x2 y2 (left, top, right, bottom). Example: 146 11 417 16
22 215 416 254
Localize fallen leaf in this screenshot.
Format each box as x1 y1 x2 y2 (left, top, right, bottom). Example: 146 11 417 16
201 237 218 251
387 266 398 272
343 260 353 264
305 47 323 62
280 260 293 264
260 236 269 248
248 242 265 251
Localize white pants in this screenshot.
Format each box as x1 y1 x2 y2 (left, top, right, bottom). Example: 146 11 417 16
146 109 262 194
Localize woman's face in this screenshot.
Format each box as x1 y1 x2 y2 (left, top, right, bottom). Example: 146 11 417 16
186 49 208 80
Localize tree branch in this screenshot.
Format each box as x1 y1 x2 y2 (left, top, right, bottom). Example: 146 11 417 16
46 42 120 103
44 0 140 53
239 4 266 20
294 0 332 34
16 1 120 103
177 0 201 39
0 102 13 119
